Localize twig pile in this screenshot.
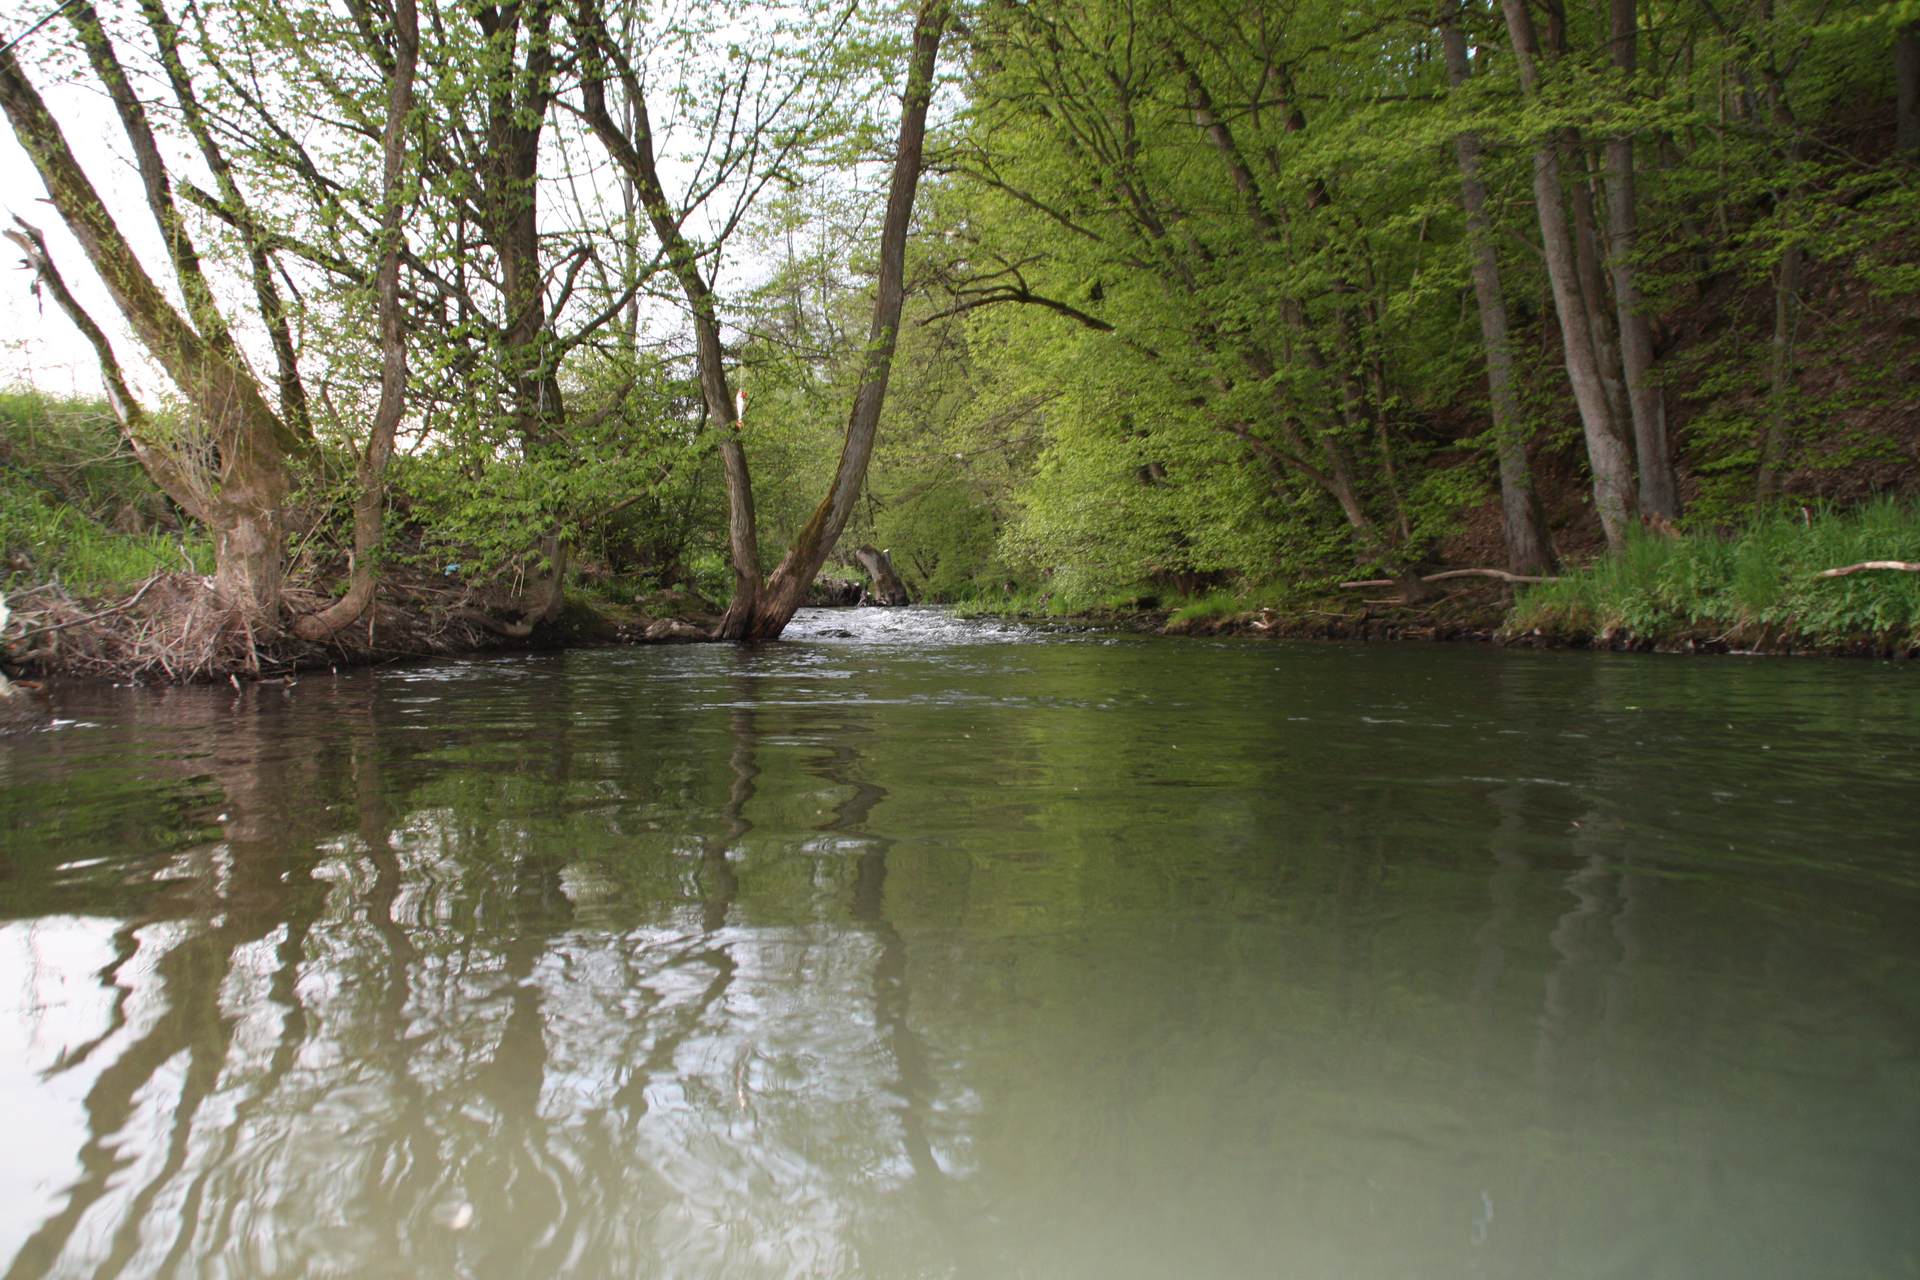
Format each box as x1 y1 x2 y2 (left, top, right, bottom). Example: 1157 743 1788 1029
2 569 527 682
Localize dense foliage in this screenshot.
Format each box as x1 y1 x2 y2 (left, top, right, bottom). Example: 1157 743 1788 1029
0 0 1915 650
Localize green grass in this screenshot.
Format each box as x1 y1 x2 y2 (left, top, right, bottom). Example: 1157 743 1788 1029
1165 590 1248 627
1508 500 1920 646
0 488 210 596
0 390 211 598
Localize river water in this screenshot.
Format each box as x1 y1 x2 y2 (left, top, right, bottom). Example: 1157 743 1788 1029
1 608 1916 1278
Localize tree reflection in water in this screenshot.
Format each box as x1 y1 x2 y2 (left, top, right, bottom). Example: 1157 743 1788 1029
2 659 980 1278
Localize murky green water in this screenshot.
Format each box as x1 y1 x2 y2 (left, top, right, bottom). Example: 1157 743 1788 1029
2 609 1917 1278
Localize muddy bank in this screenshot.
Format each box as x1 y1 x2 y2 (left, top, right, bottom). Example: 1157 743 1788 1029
9 574 1911 689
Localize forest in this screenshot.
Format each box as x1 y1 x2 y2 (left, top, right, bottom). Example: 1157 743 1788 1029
0 0 1917 680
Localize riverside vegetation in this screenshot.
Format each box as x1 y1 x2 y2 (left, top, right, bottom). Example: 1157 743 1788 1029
0 0 1917 682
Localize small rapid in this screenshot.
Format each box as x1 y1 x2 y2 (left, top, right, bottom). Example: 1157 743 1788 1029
778 603 1037 646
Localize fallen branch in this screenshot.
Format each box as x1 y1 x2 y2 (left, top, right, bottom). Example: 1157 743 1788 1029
1813 561 1920 579
4 572 164 642
1340 567 1559 588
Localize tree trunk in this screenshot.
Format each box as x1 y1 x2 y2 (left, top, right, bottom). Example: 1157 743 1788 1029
853 546 912 606
1604 0 1680 519
211 499 287 621
575 9 762 630
1499 0 1639 550
480 2 570 629
1172 47 1417 574
726 2 948 639
1753 74 1807 504
1441 5 1557 576
1567 145 1631 440
3 219 211 523
1755 239 1802 501
293 0 417 641
1898 22 1919 155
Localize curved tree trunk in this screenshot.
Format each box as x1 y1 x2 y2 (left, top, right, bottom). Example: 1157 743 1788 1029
741 5 946 639
293 0 418 641
579 0 943 639
853 546 912 606
575 4 762 631
0 42 301 621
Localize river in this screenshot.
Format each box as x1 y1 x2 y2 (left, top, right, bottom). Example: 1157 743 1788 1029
2 608 1917 1278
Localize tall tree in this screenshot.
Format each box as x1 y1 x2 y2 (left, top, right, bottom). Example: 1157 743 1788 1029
1499 0 1640 548
0 6 311 619
290 0 420 639
1603 0 1680 518
1440 0 1557 576
578 0 949 638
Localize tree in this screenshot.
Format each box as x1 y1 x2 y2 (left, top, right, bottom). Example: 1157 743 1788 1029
1603 0 1680 519
0 5 312 620
1440 0 1558 576
1498 0 1640 549
288 0 419 639
577 0 949 638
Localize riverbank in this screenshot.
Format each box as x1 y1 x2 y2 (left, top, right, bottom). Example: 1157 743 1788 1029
966 503 1920 659
0 569 731 685
987 587 1918 658
7 511 1916 685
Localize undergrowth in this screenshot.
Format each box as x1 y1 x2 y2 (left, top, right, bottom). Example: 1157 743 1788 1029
1509 500 1920 646
0 392 213 597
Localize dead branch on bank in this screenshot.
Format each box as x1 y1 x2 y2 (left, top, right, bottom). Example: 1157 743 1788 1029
1340 567 1560 589
1813 561 1920 579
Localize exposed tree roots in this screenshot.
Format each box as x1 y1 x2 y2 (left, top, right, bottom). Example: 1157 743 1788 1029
1 569 563 682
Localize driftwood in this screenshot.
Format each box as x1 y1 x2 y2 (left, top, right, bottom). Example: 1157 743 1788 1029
1813 561 1920 579
1340 567 1559 589
853 545 912 605
644 618 708 643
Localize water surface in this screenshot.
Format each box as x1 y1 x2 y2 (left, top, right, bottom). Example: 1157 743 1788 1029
3 609 1917 1277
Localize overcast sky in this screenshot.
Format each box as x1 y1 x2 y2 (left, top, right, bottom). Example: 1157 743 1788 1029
0 28 159 398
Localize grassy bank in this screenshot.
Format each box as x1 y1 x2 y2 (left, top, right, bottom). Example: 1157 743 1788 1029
953 502 1920 656
0 393 211 595
1507 502 1920 654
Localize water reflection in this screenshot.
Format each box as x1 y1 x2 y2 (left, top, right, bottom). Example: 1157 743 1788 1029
2 621 1918 1277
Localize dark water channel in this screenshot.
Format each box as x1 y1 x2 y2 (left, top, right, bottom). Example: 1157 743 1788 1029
2 608 1918 1278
